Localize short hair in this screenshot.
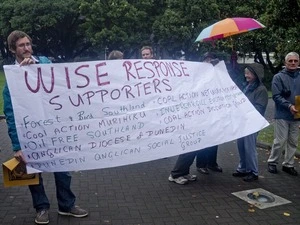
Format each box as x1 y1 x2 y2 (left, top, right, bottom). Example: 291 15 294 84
7 30 32 52
285 52 299 61
202 52 217 62
108 50 123 60
141 46 153 54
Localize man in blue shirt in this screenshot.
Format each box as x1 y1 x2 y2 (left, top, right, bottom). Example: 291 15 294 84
3 30 88 224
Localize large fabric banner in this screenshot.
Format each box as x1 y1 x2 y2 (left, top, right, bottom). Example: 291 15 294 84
4 60 269 173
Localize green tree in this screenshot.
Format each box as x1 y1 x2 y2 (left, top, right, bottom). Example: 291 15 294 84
0 0 298 66
152 0 219 59
0 0 89 61
262 0 300 67
80 0 163 58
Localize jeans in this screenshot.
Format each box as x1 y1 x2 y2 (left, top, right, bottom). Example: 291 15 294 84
29 172 76 212
236 133 258 175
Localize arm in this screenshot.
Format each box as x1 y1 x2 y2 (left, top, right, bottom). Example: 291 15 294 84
3 57 51 161
272 74 291 109
3 83 26 161
253 87 269 116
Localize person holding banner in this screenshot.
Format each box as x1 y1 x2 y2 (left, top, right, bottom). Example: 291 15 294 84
196 145 222 174
108 50 124 60
3 30 88 224
267 52 300 176
232 63 268 182
168 52 222 184
168 152 198 185
141 46 154 59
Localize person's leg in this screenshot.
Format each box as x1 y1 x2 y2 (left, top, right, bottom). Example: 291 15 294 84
268 119 289 165
206 145 222 172
171 152 197 178
54 172 76 212
196 148 210 174
207 146 217 167
207 145 219 167
29 173 50 211
283 121 300 167
243 133 258 175
236 137 247 173
29 174 50 224
196 148 208 168
56 171 88 217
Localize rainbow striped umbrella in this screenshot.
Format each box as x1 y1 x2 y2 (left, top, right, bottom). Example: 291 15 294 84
195 17 265 42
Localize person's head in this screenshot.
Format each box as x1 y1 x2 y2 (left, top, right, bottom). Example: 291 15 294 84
284 52 299 71
7 30 33 63
202 52 215 63
141 46 153 59
108 50 123 60
244 63 264 84
202 52 219 65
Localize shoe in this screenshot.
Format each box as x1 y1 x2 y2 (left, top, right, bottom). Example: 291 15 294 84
35 209 49 224
232 171 249 177
58 206 88 217
268 164 277 174
243 173 258 182
282 166 298 176
183 174 197 181
168 175 188 185
197 167 209 174
208 166 223 172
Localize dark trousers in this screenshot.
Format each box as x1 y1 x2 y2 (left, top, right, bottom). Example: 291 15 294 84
29 172 76 212
170 146 219 178
196 145 219 168
171 151 197 178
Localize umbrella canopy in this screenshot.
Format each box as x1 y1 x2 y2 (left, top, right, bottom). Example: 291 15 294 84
195 17 265 42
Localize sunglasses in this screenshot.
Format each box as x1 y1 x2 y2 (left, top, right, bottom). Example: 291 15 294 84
288 59 299 63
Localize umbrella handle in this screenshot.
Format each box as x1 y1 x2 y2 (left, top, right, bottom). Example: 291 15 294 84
230 37 234 50
211 40 216 48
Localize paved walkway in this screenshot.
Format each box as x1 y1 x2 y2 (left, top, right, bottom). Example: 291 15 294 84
1 100 300 225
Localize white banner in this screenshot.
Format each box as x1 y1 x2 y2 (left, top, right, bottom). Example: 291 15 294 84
4 60 269 173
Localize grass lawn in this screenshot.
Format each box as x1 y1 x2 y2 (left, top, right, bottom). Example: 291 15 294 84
257 122 274 148
258 123 274 144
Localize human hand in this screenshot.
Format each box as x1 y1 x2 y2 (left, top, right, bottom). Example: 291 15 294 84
14 150 26 163
289 105 298 115
19 57 36 66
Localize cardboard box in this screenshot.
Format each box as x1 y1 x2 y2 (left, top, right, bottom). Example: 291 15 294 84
2 158 39 187
295 96 300 119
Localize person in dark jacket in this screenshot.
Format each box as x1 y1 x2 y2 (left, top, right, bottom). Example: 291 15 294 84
232 63 268 182
3 30 88 225
168 52 222 185
267 52 300 176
